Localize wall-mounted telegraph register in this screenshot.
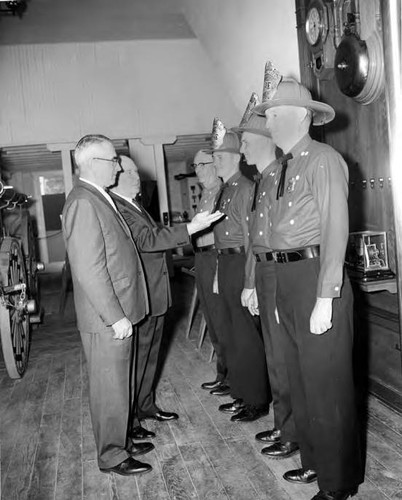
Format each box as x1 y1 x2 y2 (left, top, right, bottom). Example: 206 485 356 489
304 0 384 105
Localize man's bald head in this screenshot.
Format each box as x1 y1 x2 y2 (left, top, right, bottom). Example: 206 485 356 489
265 106 311 152
112 155 141 198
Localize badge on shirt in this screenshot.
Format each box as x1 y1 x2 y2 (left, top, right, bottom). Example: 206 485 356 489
286 177 297 193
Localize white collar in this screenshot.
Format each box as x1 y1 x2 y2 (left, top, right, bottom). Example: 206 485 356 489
79 177 116 211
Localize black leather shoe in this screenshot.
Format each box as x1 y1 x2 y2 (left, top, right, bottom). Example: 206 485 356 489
201 380 223 390
127 441 155 456
147 410 179 421
130 425 156 440
311 488 358 500
255 428 281 443
230 405 269 422
210 384 231 396
262 441 299 459
100 457 152 476
219 399 245 413
283 468 317 483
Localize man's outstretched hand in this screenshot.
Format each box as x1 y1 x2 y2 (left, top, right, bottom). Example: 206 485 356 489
187 210 225 235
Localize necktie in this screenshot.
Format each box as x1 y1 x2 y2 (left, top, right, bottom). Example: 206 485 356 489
132 198 143 213
276 153 293 200
132 198 156 227
251 173 262 212
212 183 228 213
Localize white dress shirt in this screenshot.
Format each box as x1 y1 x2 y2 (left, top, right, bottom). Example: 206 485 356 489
79 177 117 211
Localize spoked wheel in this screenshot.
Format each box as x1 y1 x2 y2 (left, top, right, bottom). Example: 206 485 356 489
3 209 42 303
0 237 32 379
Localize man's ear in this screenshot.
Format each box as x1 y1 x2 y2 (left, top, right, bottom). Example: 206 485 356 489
294 107 309 123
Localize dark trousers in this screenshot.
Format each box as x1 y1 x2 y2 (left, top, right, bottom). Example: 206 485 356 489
255 261 296 441
217 253 270 407
275 258 362 491
135 314 165 422
80 329 134 469
195 251 228 383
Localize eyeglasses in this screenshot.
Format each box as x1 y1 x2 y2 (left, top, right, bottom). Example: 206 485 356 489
92 156 122 167
190 162 213 170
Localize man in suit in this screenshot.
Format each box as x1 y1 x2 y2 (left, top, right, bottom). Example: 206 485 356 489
62 135 153 476
111 155 223 438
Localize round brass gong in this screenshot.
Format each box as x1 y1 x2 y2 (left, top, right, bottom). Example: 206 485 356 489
335 31 384 105
335 34 369 97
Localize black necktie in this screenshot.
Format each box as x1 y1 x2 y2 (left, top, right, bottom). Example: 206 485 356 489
276 153 293 200
132 198 143 212
251 173 262 212
212 183 228 213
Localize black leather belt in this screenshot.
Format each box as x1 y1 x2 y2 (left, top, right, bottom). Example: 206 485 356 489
217 246 245 255
255 252 274 262
271 245 320 263
194 244 216 253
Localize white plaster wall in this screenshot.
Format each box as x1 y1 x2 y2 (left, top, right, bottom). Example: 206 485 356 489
182 0 300 118
0 0 190 44
0 39 238 146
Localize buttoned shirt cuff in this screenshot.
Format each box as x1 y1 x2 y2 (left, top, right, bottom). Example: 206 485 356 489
317 281 342 298
244 276 255 289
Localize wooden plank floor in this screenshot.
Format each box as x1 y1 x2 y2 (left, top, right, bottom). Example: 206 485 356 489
1 267 402 499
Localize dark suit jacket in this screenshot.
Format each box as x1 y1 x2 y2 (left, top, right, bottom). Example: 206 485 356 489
62 180 148 333
112 192 189 316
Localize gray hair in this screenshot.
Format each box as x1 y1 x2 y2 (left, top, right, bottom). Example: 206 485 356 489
74 134 112 168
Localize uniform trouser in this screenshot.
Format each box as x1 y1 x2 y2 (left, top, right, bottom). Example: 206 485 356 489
135 314 165 422
255 260 296 442
80 329 135 469
275 257 363 491
195 251 228 383
217 252 270 407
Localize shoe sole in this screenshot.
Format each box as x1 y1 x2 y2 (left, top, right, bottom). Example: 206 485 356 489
219 407 245 414
255 437 281 443
261 449 300 460
100 467 152 476
231 411 270 423
142 416 179 421
283 473 317 484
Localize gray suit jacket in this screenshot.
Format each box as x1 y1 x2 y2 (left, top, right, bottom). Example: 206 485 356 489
62 180 148 333
112 192 189 316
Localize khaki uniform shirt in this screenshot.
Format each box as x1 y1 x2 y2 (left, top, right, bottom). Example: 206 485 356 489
213 171 254 288
245 159 279 288
267 134 349 298
194 180 222 248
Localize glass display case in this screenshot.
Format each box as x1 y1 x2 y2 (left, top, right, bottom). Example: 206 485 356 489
345 231 395 281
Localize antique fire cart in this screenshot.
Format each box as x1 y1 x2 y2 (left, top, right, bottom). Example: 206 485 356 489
0 181 44 379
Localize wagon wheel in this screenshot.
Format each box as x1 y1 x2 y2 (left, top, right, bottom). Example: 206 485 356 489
0 237 31 379
2 209 40 302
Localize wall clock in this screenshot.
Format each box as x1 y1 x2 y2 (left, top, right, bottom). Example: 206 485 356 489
305 2 328 46
304 0 335 80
